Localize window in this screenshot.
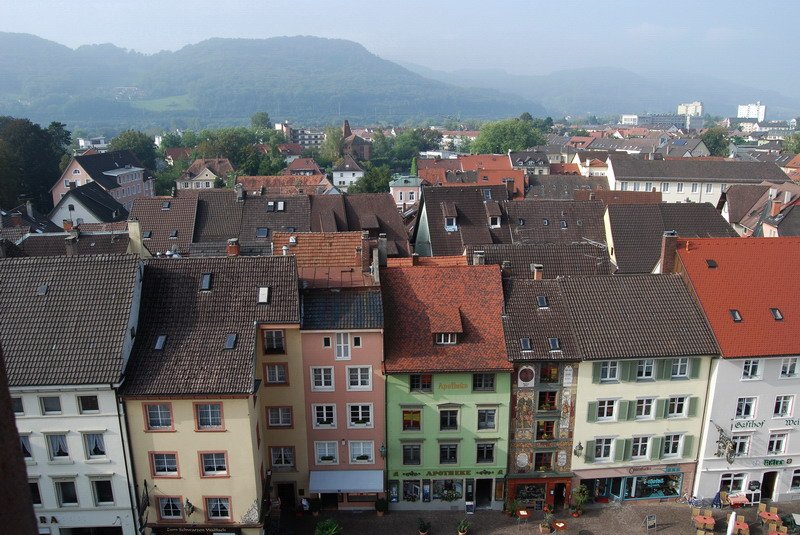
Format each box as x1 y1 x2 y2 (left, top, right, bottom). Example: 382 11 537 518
263 330 284 353
548 337 561 352
767 433 787 455
736 397 756 419
398 191 403 201
771 308 783 321
56 480 78 506
30 481 41 506
667 396 687 418
600 361 619 382
620 181 628 191
12 397 23 415
196 403 223 430
539 391 557 410
440 409 459 430
410 374 432 392
732 435 750 456
47 434 69 459
224 333 237 349
720 473 746 493
350 441 374 463
403 444 421 465
83 433 106 458
774 395 794 417
742 359 761 380
92 479 114 505
663 434 681 457
597 400 615 421
151 453 178 476
536 420 555 440
705 183 713 194
75 396 100 414
520 338 532 350
439 444 458 464
594 438 612 461
315 442 338 464
660 182 670 192
311 367 334 391
201 452 228 476
483 189 492 200
636 398 654 419
671 357 689 378
169 229 178 238
40 396 61 415
265 363 288 385
145 403 172 430
323 336 331 348
632 437 649 459
347 366 372 390
271 447 294 469
268 407 292 427
543 218 549 226
313 405 336 428
335 333 351 360
142 230 153 239
20 435 32 459
436 333 457 345
353 336 362 348
445 217 457 231
256 227 269 238
409 191 415 201
489 216 501 228
633 182 640 191
791 469 800 491
536 295 549 308
348 404 372 428
645 182 653 192
472 373 495 391
478 408 497 430
559 220 568 229
200 272 212 291
403 409 421 431
206 497 231 520
154 335 167 350
636 359 654 380
477 443 495 463
782 358 798 378
677 183 684 193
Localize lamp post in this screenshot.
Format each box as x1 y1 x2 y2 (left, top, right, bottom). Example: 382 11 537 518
573 442 584 457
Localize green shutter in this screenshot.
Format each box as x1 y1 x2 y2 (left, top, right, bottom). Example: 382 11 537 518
623 438 633 461
650 437 663 460
657 359 671 380
584 440 595 463
689 358 701 379
614 439 626 461
655 398 667 419
620 361 632 382
592 362 601 383
617 400 628 421
687 396 699 417
587 401 598 422
682 435 695 458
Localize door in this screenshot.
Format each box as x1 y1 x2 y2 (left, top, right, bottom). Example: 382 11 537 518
277 482 296 510
761 471 778 501
475 479 492 508
553 483 566 509
321 492 340 509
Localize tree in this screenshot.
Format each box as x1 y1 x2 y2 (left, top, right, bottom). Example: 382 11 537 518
471 118 546 154
701 127 731 157
109 130 157 169
518 112 534 122
250 112 271 130
258 145 287 176
347 162 392 193
159 131 183 149
153 161 184 196
319 126 344 168
410 157 417 176
569 128 590 137
784 132 800 154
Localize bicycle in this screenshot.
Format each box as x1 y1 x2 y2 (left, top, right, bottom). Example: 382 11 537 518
676 493 708 507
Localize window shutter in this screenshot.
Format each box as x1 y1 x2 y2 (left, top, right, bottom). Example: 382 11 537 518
624 438 633 461
620 361 632 382
657 359 671 380
655 398 667 419
650 437 663 460
592 362 601 384
614 439 626 462
687 396 699 417
617 400 631 421
587 402 598 423
689 358 701 379
682 435 695 458
584 440 595 463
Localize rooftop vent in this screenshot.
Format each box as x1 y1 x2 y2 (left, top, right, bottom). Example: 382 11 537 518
705 259 717 269
36 284 48 296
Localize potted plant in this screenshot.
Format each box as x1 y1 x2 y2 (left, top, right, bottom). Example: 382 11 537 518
457 518 471 535
356 454 370 461
418 517 431 535
309 497 322 517
571 484 589 517
539 512 555 534
314 518 342 535
375 497 388 517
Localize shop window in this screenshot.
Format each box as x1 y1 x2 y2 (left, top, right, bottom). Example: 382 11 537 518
535 420 556 441
720 472 746 493
540 363 559 383
533 451 553 471
538 391 557 411
790 469 800 491
403 480 421 502
626 473 682 499
515 483 545 503
432 479 463 501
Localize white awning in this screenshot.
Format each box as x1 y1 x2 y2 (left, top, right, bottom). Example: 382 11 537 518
309 470 384 493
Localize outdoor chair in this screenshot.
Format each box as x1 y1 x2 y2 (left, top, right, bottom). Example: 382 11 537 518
770 506 778 514
758 503 767 513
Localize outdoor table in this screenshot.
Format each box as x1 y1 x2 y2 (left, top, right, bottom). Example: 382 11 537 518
553 520 567 532
759 511 781 524
734 520 750 534
694 515 715 529
729 494 749 507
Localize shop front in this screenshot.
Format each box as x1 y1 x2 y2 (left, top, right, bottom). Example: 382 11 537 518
152 527 244 535
388 468 506 511
574 462 695 502
507 475 572 511
308 470 385 510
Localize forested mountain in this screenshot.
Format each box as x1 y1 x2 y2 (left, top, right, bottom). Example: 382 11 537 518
0 33 544 130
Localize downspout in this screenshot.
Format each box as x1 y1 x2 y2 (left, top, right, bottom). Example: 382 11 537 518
116 387 140 533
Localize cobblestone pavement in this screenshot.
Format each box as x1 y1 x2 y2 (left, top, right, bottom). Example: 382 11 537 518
289 499 800 535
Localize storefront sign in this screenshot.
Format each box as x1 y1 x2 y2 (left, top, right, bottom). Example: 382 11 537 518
438 382 468 390
764 458 792 467
783 418 800 427
664 466 681 473
732 420 765 429
392 468 505 478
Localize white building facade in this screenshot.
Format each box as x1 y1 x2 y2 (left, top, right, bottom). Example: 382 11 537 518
737 102 767 122
677 101 704 117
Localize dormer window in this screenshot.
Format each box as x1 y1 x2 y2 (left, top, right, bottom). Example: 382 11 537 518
482 189 492 200
560 220 568 229
436 333 458 345
489 216 501 228
537 295 549 309
543 218 549 226
445 217 458 232
730 309 742 322
548 337 561 352
771 308 783 321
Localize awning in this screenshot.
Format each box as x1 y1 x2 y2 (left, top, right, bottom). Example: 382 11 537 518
309 470 384 493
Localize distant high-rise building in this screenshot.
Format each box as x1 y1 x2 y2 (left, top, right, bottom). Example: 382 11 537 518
620 114 639 125
677 101 703 117
737 101 766 122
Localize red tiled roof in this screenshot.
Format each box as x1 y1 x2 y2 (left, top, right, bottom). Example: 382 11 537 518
283 158 323 174
165 147 192 161
236 174 331 194
677 237 800 358
459 154 512 171
272 231 364 268
550 163 580 174
277 143 303 155
386 256 467 267
783 154 800 169
381 265 512 373
417 158 462 171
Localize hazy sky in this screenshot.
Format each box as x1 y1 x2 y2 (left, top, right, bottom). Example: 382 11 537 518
2 0 797 90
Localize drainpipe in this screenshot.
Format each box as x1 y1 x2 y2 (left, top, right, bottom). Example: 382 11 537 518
116 388 141 533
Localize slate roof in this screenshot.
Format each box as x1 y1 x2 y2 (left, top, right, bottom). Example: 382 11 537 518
381 265 512 373
509 151 549 167
129 195 198 255
505 200 606 244
72 150 145 190
301 289 383 330
1 203 61 234
526 174 609 200
677 237 800 358
18 231 129 257
0 255 140 386
609 156 791 184
54 181 129 223
607 203 738 273
121 256 300 396
465 243 613 279
559 274 719 360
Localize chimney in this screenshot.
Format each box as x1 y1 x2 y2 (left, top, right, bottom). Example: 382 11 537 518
501 260 512 278
589 192 596 201
660 230 678 273
282 245 289 256
10 212 23 227
784 190 792 205
531 263 544 280
411 253 419 266
472 251 485 265
64 235 78 257
226 238 240 257
126 218 150 258
234 183 244 202
25 200 34 219
62 219 74 231
377 233 388 267
770 199 782 218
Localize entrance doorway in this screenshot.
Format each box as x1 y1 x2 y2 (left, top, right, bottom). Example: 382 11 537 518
475 479 493 508
761 471 778 501
321 492 339 509
277 482 296 510
554 483 567 509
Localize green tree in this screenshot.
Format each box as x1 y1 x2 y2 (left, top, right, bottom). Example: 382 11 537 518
258 145 287 176
410 157 418 176
159 131 183 149
46 122 72 153
471 118 546 153
701 127 731 157
784 132 800 154
568 128 590 137
195 127 257 168
250 111 271 130
319 126 344 168
518 112 534 122
153 161 185 195
347 162 392 193
109 130 157 169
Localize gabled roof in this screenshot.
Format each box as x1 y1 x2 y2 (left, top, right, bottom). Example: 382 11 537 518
389 176 425 188
381 265 512 373
0 255 140 386
180 158 234 180
527 174 609 200
465 242 613 279
440 169 525 199
459 154 513 171
121 256 300 396
332 154 363 173
549 163 581 175
18 231 129 257
607 203 738 273
509 150 549 167
129 195 198 255
505 200 606 244
283 158 323 175
54 181 129 223
609 156 791 183
677 237 800 358
276 143 303 156
70 150 145 191
272 231 365 268
737 182 800 234
164 147 192 162
721 184 772 225
236 174 332 195
1 203 61 234
301 289 383 330
0 239 26 257
572 189 662 204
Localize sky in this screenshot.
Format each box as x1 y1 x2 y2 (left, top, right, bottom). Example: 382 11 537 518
1 0 798 91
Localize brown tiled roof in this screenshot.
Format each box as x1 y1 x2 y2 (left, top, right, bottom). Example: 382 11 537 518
465 243 613 278
386 256 467 267
459 154 513 171
0 239 26 258
0 255 140 386
609 156 791 183
283 158 323 175
559 274 719 360
332 155 363 173
549 163 581 174
526 174 609 200
572 189 662 205
272 231 364 268
236 175 332 195
129 195 198 255
193 190 244 243
165 147 192 162
440 169 524 199
417 158 462 171
18 232 129 257
76 221 129 232
607 203 738 273
1 203 61 233
239 195 311 245
121 256 300 396
505 200 606 244
381 265 512 373
301 289 383 330
297 267 375 289
181 158 234 180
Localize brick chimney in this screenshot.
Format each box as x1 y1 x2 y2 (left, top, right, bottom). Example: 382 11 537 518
472 251 485 265
62 219 73 232
9 212 23 227
64 235 78 257
377 233 388 267
501 260 512 278
659 230 678 273
360 232 371 273
531 263 544 280
770 199 782 218
226 238 241 257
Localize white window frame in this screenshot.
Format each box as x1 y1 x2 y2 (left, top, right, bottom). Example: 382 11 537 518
781 357 798 378
82 432 107 459
600 361 619 382
20 434 33 459
721 472 746 493
311 366 334 391
489 216 501 228
347 403 373 428
732 434 750 456
152 453 178 476
146 403 172 429
767 433 787 455
266 363 287 384
667 395 688 418
663 433 682 458
349 440 374 464
271 446 295 468
774 395 794 418
47 433 70 460
55 479 79 507
268 407 292 427
706 183 713 193
594 437 613 461
660 182 670 192
671 357 689 378
691 183 699 193
445 217 457 231
631 436 649 459
78 395 99 414
346 366 372 391
742 359 762 380
315 441 339 464
635 398 655 420
790 469 800 491
677 182 684 193
39 396 62 415
597 399 616 421
477 408 497 431
335 332 351 360
436 333 458 345
206 497 231 520
736 397 756 420
645 182 653 192
196 403 223 429
636 359 654 380
312 404 337 429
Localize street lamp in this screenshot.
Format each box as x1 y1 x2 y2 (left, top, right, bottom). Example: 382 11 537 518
379 443 387 458
573 442 584 457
